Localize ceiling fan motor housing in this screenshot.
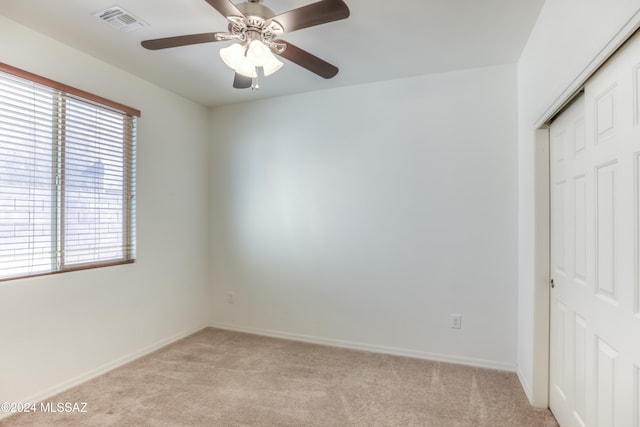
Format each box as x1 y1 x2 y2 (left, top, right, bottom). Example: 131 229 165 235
227 1 285 46
237 1 275 19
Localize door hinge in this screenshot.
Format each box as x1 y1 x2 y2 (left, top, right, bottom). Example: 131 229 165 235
550 278 555 288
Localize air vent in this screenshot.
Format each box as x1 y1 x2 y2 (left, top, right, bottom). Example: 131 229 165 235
93 6 145 33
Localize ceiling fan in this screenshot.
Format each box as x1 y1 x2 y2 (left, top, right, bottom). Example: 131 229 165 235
141 0 350 89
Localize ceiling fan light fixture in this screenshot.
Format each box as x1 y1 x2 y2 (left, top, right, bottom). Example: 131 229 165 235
220 40 282 79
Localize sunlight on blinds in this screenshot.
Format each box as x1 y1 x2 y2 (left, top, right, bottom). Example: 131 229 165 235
64 98 129 265
0 74 55 277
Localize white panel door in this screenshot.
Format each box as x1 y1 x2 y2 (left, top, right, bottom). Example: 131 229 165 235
550 30 640 427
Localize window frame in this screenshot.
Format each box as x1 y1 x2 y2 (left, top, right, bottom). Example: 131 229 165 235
0 62 140 282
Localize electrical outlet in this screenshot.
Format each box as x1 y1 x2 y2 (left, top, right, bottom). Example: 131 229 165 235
227 292 234 304
451 314 462 329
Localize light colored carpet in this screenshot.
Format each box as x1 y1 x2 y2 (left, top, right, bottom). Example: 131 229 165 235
3 328 558 426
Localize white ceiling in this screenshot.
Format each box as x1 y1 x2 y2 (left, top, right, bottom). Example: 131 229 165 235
1 0 545 108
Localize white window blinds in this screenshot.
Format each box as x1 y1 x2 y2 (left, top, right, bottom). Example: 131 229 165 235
0 63 138 281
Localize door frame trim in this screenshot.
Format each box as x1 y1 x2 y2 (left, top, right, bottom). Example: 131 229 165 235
531 10 640 408
532 127 550 408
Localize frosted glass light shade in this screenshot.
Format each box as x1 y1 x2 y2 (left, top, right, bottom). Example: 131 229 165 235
247 40 283 76
262 55 283 76
219 43 244 69
235 57 257 78
246 40 272 66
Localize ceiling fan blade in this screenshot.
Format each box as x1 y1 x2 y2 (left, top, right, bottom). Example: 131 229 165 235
141 33 225 50
271 0 350 33
204 0 245 19
233 73 252 89
274 40 339 79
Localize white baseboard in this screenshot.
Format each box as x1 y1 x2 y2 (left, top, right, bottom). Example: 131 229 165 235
209 322 517 372
516 366 534 405
0 324 208 421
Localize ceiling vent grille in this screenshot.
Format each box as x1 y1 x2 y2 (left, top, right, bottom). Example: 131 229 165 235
93 6 145 32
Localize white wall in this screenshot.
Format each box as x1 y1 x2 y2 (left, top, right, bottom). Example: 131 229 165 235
517 0 640 406
209 64 519 369
0 17 211 405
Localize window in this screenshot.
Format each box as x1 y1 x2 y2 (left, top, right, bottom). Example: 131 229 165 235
0 63 139 281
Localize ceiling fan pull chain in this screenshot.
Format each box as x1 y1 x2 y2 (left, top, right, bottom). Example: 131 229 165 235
252 66 267 90
252 69 260 90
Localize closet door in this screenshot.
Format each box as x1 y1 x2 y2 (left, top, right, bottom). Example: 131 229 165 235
550 30 640 427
